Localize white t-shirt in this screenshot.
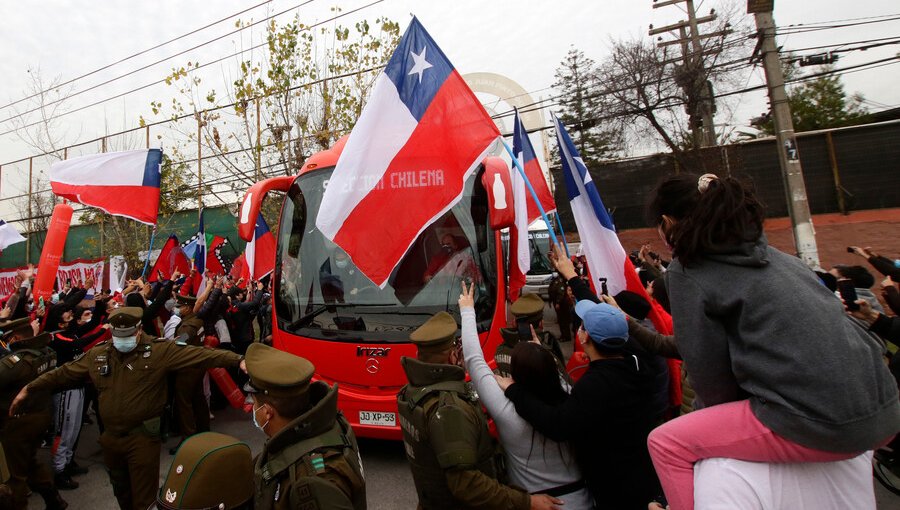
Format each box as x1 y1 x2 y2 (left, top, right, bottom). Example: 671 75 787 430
694 452 875 510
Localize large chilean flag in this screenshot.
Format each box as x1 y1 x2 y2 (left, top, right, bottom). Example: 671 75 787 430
315 17 500 287
49 149 162 225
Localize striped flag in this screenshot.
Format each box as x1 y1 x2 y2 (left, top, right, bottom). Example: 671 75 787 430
509 109 557 300
554 114 672 333
49 149 162 225
315 17 500 287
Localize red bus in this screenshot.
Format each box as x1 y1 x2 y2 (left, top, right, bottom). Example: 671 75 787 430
237 137 514 439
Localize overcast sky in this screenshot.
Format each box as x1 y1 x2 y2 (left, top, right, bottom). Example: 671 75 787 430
0 0 897 221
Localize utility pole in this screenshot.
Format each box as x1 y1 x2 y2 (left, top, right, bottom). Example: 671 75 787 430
650 0 727 147
748 0 820 268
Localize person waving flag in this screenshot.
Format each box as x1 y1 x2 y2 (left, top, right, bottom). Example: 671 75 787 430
316 17 501 287
49 148 162 225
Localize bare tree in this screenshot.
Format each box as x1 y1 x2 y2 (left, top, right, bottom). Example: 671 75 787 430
594 1 752 165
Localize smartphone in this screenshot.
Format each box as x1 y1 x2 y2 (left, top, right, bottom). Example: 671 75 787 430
598 277 609 296
516 318 532 341
837 278 859 311
846 247 855 254
38 296 45 309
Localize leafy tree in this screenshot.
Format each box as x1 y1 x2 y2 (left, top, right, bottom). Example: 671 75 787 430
759 66 869 134
143 11 400 198
553 47 621 166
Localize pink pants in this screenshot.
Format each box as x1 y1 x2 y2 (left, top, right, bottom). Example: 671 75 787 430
647 400 856 510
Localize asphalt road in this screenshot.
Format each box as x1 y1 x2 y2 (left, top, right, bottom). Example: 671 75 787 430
28 303 900 508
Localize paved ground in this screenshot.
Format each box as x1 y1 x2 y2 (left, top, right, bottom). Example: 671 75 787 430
27 209 900 509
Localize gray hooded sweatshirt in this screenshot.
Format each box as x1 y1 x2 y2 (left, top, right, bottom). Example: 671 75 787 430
666 235 900 453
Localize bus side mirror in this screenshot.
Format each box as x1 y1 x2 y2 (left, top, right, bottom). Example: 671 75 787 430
238 176 296 241
481 157 514 231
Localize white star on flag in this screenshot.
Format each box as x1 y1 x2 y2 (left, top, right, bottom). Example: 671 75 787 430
408 46 433 83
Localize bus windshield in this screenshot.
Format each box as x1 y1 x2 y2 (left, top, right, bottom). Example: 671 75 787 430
275 167 497 343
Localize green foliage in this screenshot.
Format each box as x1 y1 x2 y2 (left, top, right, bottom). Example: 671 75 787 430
148 13 400 179
760 66 870 134
553 48 621 166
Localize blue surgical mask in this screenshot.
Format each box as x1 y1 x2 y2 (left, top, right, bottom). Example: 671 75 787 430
173 307 181 317
252 403 270 431
112 336 138 353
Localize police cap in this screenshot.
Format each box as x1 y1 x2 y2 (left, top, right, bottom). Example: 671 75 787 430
108 307 143 337
0 317 33 339
157 432 253 510
244 343 314 398
510 293 545 324
175 294 197 306
409 311 457 354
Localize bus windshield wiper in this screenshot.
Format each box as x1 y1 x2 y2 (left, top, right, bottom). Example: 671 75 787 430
288 303 355 330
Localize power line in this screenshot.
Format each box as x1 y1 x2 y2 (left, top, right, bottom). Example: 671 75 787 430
775 15 900 35
0 0 275 113
0 0 322 127
0 0 386 141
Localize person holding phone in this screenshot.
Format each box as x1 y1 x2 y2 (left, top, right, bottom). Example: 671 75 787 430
493 293 567 383
643 173 900 510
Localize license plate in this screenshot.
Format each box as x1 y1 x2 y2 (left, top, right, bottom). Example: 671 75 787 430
359 411 396 427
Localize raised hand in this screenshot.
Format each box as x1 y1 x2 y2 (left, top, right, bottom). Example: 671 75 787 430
458 281 475 309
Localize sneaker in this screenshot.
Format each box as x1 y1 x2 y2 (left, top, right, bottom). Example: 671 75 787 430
54 473 79 491
65 461 88 476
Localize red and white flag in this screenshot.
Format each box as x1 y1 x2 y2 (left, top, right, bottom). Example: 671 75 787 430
315 18 500 287
50 149 162 225
509 109 556 300
245 216 275 280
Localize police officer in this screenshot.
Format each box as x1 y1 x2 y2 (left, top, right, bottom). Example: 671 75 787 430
9 307 245 510
397 312 561 510
172 294 209 450
0 317 68 510
245 342 366 510
496 293 567 378
155 432 254 510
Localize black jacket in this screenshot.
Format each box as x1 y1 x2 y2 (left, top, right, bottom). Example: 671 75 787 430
505 357 662 509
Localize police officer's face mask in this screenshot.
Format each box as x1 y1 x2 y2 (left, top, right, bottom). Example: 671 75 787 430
112 335 138 353
335 257 349 269
252 402 270 432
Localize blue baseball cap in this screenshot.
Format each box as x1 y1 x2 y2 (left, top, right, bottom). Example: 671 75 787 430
574 300 629 349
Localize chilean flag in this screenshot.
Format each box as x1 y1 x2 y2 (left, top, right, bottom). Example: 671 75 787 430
315 17 500 287
50 149 162 225
509 109 556 300
554 114 672 333
556 115 680 402
245 216 275 280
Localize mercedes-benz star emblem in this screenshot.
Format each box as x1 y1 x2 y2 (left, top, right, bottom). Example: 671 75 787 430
365 357 380 374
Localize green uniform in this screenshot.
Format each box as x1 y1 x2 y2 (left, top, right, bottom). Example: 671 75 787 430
173 312 208 438
253 383 366 510
0 332 65 510
26 313 241 510
398 357 528 510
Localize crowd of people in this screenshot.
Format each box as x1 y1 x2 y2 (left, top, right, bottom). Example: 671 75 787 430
1 171 900 510
0 269 274 509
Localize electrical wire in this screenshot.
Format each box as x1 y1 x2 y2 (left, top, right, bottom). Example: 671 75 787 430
0 0 323 126
0 0 386 140
0 0 275 113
